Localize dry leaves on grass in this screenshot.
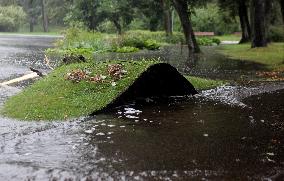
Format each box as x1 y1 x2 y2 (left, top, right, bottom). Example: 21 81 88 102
89 75 107 83
65 69 88 83
107 64 127 80
65 64 127 84
256 71 284 81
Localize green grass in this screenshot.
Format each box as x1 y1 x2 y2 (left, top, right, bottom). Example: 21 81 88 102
214 34 241 41
1 61 226 121
1 60 156 120
186 76 225 90
217 43 284 70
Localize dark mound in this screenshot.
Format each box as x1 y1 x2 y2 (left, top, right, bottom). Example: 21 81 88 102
99 63 197 112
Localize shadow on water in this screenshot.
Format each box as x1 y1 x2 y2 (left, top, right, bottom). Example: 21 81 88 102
0 36 284 180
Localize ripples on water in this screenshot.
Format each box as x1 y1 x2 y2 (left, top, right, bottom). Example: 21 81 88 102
1 84 283 180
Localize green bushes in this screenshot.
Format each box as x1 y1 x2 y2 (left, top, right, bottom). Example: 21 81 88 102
269 26 284 42
124 30 184 44
197 37 221 46
119 34 160 50
114 46 139 53
57 28 114 52
144 39 160 50
47 28 221 59
0 5 26 32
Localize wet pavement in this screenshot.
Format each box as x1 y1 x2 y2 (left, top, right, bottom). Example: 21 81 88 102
0 35 284 180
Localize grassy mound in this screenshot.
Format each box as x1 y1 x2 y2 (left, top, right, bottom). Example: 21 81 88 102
1 60 225 121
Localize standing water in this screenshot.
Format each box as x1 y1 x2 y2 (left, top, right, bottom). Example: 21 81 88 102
0 35 283 180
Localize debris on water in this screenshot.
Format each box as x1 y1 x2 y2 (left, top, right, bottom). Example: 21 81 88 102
249 116 255 124
197 120 205 124
107 125 116 128
125 115 139 119
24 153 32 156
203 134 209 137
120 125 126 128
96 132 105 136
266 153 275 156
124 107 142 115
266 157 276 163
85 129 95 134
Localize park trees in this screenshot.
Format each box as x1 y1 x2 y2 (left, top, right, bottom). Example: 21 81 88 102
171 0 200 53
40 0 48 32
251 0 268 47
161 0 173 36
218 0 251 43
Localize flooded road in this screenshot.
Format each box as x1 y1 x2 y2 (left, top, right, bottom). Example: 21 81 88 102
0 35 283 180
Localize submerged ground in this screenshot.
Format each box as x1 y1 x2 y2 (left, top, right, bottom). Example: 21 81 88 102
0 35 283 180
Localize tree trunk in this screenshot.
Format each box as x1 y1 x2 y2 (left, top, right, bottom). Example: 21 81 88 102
28 0 34 32
281 0 284 23
29 17 34 32
149 18 159 31
251 0 267 48
172 0 200 53
265 0 272 42
113 19 122 35
238 0 251 43
41 0 48 32
161 0 173 36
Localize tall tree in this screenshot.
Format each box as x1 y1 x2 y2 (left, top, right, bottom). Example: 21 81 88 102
281 0 284 23
238 0 251 43
218 0 251 43
98 0 135 34
251 0 268 47
134 0 164 31
161 0 173 36
41 0 48 32
172 0 200 53
26 0 38 32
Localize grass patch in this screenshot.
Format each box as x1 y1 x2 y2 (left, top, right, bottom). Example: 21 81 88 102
1 60 158 121
217 43 284 70
1 60 226 121
186 76 226 90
